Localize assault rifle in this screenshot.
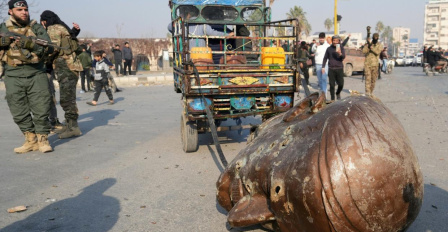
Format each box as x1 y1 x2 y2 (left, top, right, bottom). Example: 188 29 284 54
0 31 69 50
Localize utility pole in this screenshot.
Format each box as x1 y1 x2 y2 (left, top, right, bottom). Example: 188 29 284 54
334 0 338 35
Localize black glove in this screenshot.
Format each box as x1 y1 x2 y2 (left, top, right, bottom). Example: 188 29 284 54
19 37 35 50
0 37 12 46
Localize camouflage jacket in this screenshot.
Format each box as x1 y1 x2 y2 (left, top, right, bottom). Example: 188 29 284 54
362 42 383 67
0 16 50 77
47 24 83 72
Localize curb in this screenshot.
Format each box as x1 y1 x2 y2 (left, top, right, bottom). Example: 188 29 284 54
0 74 174 90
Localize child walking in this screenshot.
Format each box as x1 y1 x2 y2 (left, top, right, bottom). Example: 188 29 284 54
87 51 114 106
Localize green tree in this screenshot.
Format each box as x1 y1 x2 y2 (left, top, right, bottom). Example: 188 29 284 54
375 21 385 34
286 6 312 39
324 18 333 32
402 34 409 41
381 26 393 47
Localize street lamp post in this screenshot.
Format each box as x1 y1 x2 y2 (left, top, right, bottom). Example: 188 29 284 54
334 0 338 35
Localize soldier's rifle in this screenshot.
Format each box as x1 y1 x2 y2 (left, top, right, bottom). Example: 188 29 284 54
366 26 371 49
0 31 69 50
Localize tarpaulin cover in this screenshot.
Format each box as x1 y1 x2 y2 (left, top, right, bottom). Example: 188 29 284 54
172 0 264 6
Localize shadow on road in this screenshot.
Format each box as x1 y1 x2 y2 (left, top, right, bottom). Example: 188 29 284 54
0 178 120 232
207 145 226 173
50 109 122 148
96 97 125 105
410 184 448 231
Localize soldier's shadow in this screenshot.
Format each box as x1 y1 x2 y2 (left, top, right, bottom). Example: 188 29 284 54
0 178 120 232
50 109 122 148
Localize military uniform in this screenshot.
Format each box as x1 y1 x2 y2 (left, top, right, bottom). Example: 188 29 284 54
0 16 53 153
362 42 383 96
46 24 83 139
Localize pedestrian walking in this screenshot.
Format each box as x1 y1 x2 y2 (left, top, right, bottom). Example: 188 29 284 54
123 41 133 76
322 35 346 101
362 33 383 97
0 0 53 153
78 44 92 93
40 10 84 139
45 63 63 132
311 32 330 98
87 51 114 106
297 41 312 86
380 47 389 73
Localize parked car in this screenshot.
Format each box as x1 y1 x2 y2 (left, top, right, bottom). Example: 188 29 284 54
395 57 405 66
404 56 414 66
413 53 422 66
343 48 365 77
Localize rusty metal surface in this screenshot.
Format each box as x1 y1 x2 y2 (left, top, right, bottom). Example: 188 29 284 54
216 93 424 232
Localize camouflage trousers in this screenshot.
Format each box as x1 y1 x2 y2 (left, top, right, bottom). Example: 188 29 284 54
54 58 79 121
365 65 379 95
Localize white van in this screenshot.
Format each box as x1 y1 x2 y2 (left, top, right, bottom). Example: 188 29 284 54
413 53 423 66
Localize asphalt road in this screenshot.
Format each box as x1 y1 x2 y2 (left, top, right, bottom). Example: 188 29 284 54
0 66 447 232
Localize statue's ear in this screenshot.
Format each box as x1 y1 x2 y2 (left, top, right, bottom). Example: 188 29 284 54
310 91 326 113
283 92 322 122
228 194 275 228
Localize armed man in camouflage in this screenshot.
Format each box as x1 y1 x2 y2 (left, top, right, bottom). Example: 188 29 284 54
362 33 383 97
40 10 83 139
0 0 53 153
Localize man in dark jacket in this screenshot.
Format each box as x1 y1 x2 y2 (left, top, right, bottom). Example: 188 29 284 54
422 45 427 71
322 35 346 101
111 44 123 76
78 45 92 92
426 46 437 70
122 41 133 75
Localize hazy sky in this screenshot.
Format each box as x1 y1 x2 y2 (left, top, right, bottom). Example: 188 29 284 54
24 0 426 41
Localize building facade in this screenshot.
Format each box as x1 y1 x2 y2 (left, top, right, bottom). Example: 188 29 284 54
393 27 411 57
408 38 422 56
304 31 363 48
424 0 448 48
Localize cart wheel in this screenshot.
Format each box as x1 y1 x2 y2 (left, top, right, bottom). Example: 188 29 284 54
181 114 198 153
174 84 182 93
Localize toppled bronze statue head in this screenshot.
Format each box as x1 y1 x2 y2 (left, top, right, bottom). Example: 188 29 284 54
217 92 423 232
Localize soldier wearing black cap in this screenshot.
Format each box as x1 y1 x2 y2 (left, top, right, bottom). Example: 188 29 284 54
0 0 54 153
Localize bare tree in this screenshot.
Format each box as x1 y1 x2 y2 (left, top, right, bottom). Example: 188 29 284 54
115 23 124 38
79 31 96 39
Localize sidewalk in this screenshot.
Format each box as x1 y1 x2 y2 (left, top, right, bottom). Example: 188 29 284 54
0 69 174 90
106 70 174 87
